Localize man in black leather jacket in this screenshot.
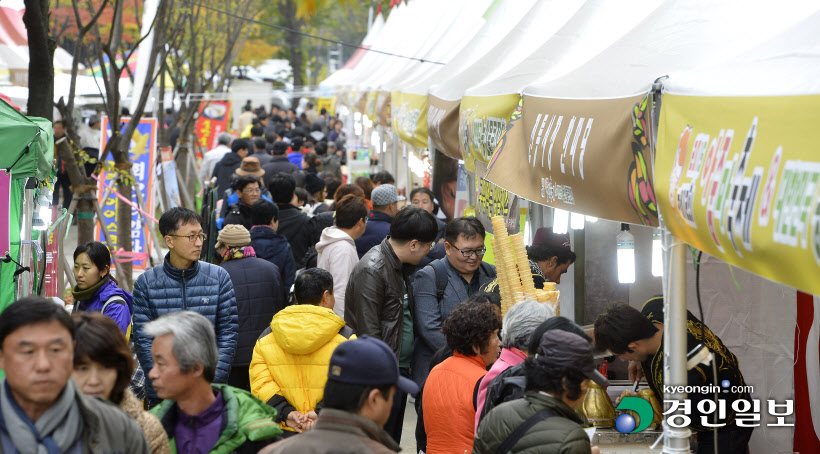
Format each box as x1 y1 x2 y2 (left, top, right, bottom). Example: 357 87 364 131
344 206 438 443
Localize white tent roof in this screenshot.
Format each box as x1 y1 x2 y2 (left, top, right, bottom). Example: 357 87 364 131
358 0 476 91
662 10 820 96
379 0 493 92
401 0 536 96
334 1 425 91
427 0 586 102
523 0 820 99
319 13 385 90
464 0 663 98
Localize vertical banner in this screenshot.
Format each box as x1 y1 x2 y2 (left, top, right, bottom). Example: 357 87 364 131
96 117 156 270
0 171 10 257
432 149 459 222
454 162 470 219
196 101 231 150
159 146 181 208
474 160 519 235
317 97 336 117
43 209 61 297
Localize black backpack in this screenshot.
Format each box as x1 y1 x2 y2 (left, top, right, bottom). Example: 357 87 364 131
422 258 494 302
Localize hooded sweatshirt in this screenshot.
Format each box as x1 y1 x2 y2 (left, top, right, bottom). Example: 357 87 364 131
250 305 353 431
315 227 359 319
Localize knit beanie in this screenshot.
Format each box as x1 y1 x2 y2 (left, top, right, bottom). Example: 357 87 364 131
216 224 251 249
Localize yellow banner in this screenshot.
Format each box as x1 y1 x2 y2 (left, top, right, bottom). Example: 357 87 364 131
459 94 520 171
316 97 335 117
655 93 820 295
392 91 428 149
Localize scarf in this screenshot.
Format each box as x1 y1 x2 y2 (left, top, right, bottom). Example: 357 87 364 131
0 379 83 454
221 245 256 262
70 274 109 302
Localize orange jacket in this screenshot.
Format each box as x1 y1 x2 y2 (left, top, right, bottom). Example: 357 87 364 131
422 353 487 454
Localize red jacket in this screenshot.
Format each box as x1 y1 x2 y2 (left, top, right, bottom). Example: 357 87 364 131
422 353 487 454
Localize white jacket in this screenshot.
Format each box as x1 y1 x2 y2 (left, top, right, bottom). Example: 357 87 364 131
316 226 359 319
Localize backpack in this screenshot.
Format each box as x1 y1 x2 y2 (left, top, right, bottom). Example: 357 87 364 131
425 259 494 303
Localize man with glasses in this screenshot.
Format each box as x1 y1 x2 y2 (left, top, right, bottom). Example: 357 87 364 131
411 217 497 387
132 207 239 407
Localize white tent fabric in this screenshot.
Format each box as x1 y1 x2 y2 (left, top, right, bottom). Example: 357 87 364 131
523 0 820 99
358 0 474 92
379 0 492 92
463 0 663 98
403 0 535 97
319 13 385 90
662 10 820 96
428 0 584 103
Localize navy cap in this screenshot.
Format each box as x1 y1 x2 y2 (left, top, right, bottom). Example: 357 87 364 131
537 330 610 387
328 335 419 395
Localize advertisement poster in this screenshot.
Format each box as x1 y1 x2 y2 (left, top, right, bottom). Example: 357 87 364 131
655 93 820 297
96 117 156 270
195 100 231 150
454 162 470 219
42 209 61 297
431 148 459 222
474 159 519 235
159 146 181 208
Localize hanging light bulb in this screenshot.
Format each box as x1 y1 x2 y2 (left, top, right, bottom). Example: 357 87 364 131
553 208 569 234
570 212 585 230
585 216 598 223
652 231 663 277
616 223 635 284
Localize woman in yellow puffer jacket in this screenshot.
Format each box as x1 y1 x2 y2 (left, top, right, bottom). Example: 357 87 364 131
250 268 355 433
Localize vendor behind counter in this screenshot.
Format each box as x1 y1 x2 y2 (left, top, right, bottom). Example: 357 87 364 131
482 227 577 293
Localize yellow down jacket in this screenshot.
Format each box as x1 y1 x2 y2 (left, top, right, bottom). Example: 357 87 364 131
250 304 353 431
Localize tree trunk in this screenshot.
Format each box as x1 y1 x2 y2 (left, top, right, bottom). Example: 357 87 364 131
54 124 96 245
23 0 55 119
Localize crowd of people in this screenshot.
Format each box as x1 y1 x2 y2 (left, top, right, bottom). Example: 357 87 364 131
2 105 755 454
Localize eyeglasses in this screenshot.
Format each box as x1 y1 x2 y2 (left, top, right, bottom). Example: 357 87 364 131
168 233 207 243
451 244 486 258
243 188 261 194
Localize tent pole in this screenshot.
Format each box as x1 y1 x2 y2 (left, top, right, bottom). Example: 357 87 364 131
662 229 691 453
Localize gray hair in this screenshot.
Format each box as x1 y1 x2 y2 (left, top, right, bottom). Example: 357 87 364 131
217 132 232 146
502 300 554 352
143 311 219 382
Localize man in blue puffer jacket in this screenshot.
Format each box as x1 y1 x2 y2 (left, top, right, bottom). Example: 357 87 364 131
132 207 239 405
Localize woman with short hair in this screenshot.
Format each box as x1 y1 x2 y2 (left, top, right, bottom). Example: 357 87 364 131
72 312 170 454
422 301 501 454
475 300 554 430
72 241 132 335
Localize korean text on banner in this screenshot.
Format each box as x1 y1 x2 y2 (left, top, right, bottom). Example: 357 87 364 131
484 94 658 227
196 101 231 150
43 208 61 297
96 117 156 270
656 93 820 296
459 94 520 171
474 159 519 235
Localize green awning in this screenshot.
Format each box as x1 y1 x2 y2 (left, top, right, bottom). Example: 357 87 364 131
0 99 54 180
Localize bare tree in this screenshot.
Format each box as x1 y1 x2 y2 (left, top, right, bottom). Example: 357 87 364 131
164 0 256 200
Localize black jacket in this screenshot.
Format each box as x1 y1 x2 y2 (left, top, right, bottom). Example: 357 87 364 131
276 204 319 269
212 152 243 197
251 150 274 167
250 226 297 293
262 156 300 187
224 201 254 230
220 256 285 367
344 238 414 357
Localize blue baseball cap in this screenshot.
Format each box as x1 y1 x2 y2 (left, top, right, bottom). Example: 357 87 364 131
328 335 419 395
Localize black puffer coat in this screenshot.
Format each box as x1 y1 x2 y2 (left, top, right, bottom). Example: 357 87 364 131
220 256 285 366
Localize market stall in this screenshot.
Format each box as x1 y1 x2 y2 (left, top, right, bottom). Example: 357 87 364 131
0 98 54 310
